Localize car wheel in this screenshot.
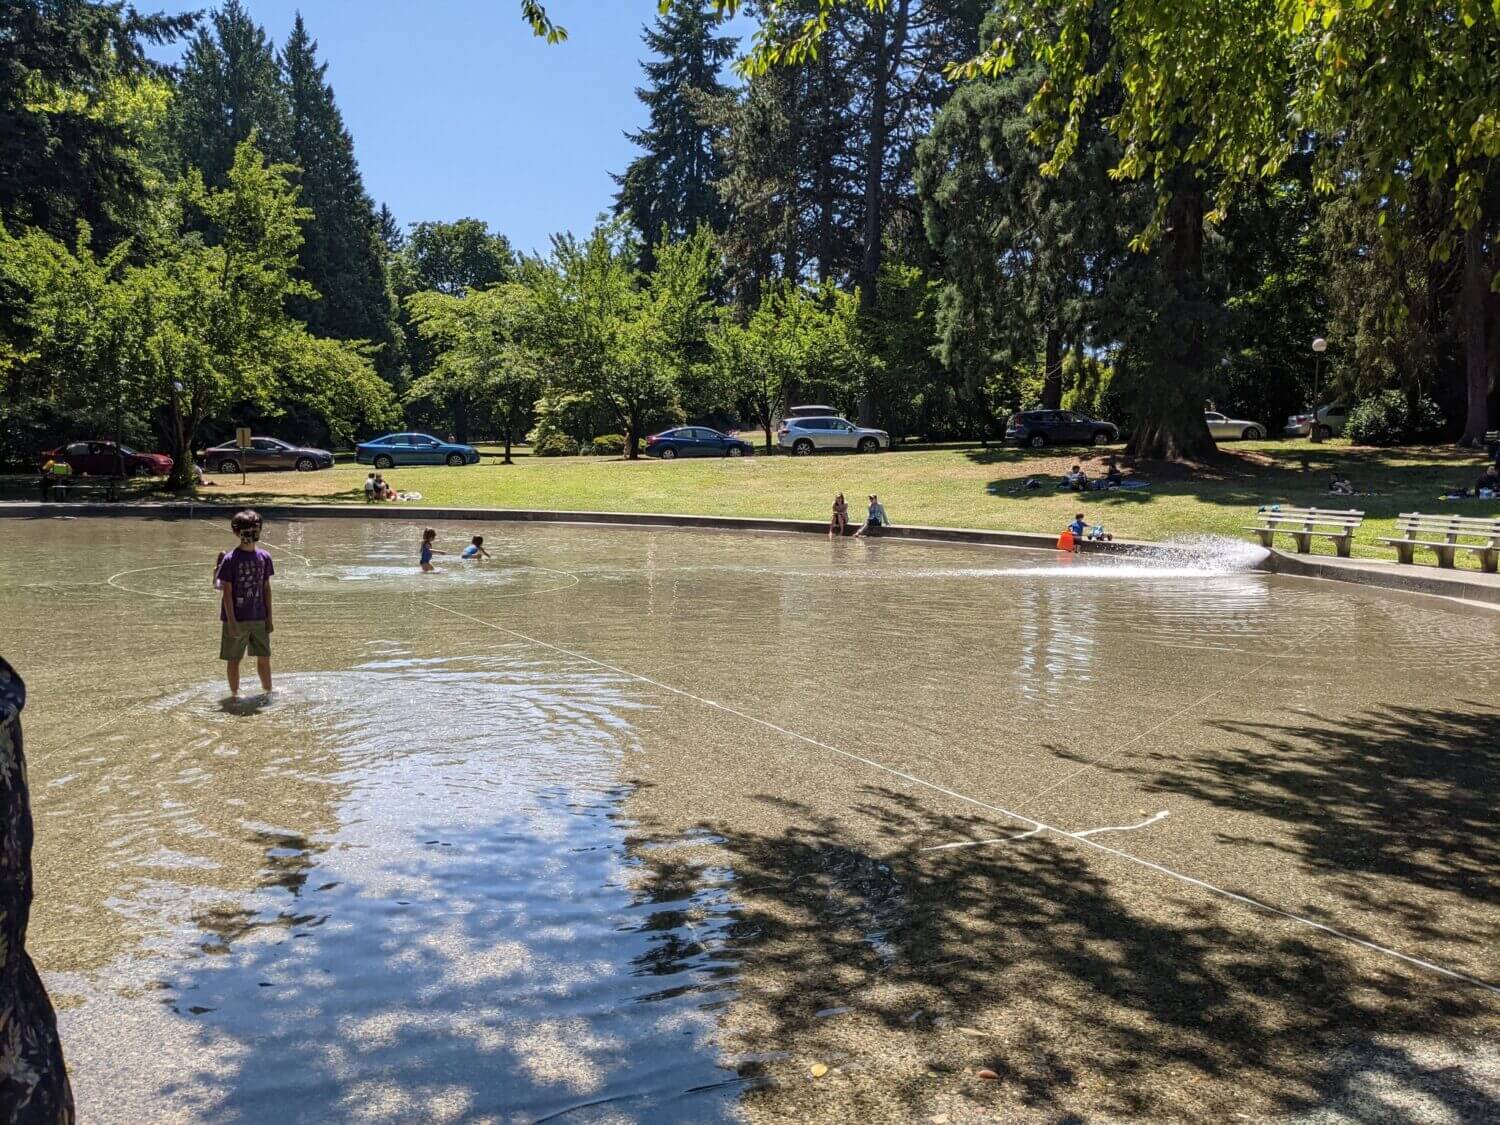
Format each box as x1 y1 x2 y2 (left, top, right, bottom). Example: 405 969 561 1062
373 454 394 470
217 457 240 475
793 439 815 455
661 447 678 460
1028 433 1046 449
857 437 879 453
295 457 316 472
132 463 153 477
1316 424 1334 440
446 453 465 466
1092 431 1111 446
726 446 744 457
1242 426 1263 441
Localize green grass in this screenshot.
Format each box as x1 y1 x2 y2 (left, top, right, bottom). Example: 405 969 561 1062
182 438 1500 564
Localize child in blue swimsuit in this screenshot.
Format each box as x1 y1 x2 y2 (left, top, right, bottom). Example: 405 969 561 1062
420 528 445 572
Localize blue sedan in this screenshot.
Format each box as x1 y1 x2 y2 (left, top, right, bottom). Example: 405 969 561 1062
356 433 481 468
644 427 754 459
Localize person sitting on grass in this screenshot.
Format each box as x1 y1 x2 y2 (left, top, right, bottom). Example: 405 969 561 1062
1104 456 1124 487
1063 464 1089 491
853 494 890 538
1329 474 1354 496
1477 464 1500 496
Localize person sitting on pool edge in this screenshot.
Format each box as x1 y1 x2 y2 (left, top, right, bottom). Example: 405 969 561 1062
829 492 849 538
853 494 890 538
461 535 491 560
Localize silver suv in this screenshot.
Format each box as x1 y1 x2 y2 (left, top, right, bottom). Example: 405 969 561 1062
777 416 890 455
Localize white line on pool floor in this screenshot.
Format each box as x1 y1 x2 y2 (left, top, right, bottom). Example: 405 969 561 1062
424 598 1500 999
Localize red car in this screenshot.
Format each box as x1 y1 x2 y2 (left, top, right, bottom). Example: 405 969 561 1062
42 441 173 478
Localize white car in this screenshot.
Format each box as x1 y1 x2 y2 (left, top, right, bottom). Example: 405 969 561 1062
1285 403 1349 439
776 415 890 454
1205 411 1266 440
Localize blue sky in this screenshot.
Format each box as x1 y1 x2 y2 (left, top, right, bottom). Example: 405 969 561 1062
151 2 751 256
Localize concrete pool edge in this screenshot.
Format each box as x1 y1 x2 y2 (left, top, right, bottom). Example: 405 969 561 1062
6 499 1500 608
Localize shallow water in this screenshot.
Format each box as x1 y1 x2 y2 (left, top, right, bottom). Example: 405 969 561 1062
3 516 1498 1122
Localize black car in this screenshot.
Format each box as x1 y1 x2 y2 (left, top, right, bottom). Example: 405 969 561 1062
1005 410 1119 448
644 427 754 459
201 436 335 473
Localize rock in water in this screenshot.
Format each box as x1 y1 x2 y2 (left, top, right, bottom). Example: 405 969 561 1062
0 657 74 1123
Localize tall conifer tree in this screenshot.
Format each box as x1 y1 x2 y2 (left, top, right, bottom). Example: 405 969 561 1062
613 3 736 269
280 15 402 381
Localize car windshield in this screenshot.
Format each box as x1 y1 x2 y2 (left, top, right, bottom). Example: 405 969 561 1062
118 445 136 456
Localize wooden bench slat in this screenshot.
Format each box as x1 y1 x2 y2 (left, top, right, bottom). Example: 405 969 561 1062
1244 506 1365 557
1379 510 1500 572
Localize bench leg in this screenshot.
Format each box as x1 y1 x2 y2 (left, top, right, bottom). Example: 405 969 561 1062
1392 542 1415 565
1334 535 1352 558
1476 548 1497 574
1433 545 1456 569
1253 529 1274 549
1294 532 1312 554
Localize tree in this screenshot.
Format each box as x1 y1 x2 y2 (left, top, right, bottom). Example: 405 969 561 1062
280 14 404 381
0 0 193 245
390 219 518 439
170 0 290 187
532 222 716 458
614 3 737 269
406 283 545 464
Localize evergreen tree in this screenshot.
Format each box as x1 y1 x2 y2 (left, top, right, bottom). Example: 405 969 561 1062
170 0 289 186
376 203 405 254
613 3 736 270
279 15 403 381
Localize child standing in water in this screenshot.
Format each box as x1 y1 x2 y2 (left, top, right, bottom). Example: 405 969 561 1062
420 528 445 572
460 535 491 559
217 510 274 699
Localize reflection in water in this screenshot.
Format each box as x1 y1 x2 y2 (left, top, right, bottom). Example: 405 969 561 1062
5 518 1499 1120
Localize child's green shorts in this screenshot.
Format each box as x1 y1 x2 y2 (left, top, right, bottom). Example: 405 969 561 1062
221 620 271 661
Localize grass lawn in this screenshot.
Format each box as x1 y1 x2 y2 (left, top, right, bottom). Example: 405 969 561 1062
184 439 1500 564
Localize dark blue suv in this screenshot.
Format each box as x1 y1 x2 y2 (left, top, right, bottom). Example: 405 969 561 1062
1005 410 1119 448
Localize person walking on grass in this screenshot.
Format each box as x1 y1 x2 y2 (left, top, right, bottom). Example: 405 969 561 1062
853 494 890 538
420 528 446 572
217 510 274 699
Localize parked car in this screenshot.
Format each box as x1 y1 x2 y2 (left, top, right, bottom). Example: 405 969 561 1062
777 416 890 455
644 427 754 459
1284 403 1348 439
355 432 480 468
1204 411 1266 440
1005 410 1119 448
40 440 172 478
201 436 335 474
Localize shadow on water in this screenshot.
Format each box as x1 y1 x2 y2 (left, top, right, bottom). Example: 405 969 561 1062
619 780 1497 1121
154 786 747 1123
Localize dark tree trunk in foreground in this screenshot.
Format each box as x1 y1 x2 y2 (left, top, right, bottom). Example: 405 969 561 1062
0 658 75 1124
1041 325 1063 410
1126 180 1218 461
1458 221 1493 448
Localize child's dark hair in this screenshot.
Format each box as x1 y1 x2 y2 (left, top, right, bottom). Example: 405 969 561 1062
1075 512 1084 521
471 535 484 546
230 509 262 533
422 527 437 541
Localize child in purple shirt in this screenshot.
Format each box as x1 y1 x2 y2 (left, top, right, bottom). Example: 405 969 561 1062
217 510 275 699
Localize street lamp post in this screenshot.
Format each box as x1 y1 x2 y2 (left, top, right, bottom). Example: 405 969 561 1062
1309 337 1327 444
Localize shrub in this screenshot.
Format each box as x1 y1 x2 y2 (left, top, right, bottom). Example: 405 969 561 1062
532 432 577 457
591 433 625 456
1346 390 1443 446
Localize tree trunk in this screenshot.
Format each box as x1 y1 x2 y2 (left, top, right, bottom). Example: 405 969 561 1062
625 419 640 460
1125 178 1218 461
502 428 513 465
1458 221 1492 447
0 658 76 1123
451 394 469 445
1041 326 1063 410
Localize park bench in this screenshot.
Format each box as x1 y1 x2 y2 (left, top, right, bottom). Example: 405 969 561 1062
37 475 121 502
1244 506 1365 556
1376 512 1500 573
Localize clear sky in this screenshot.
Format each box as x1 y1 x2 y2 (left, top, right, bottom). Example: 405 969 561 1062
150 1 751 256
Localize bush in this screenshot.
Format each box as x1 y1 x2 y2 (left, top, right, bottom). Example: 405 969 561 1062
1346 390 1443 446
591 433 625 456
532 432 577 457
